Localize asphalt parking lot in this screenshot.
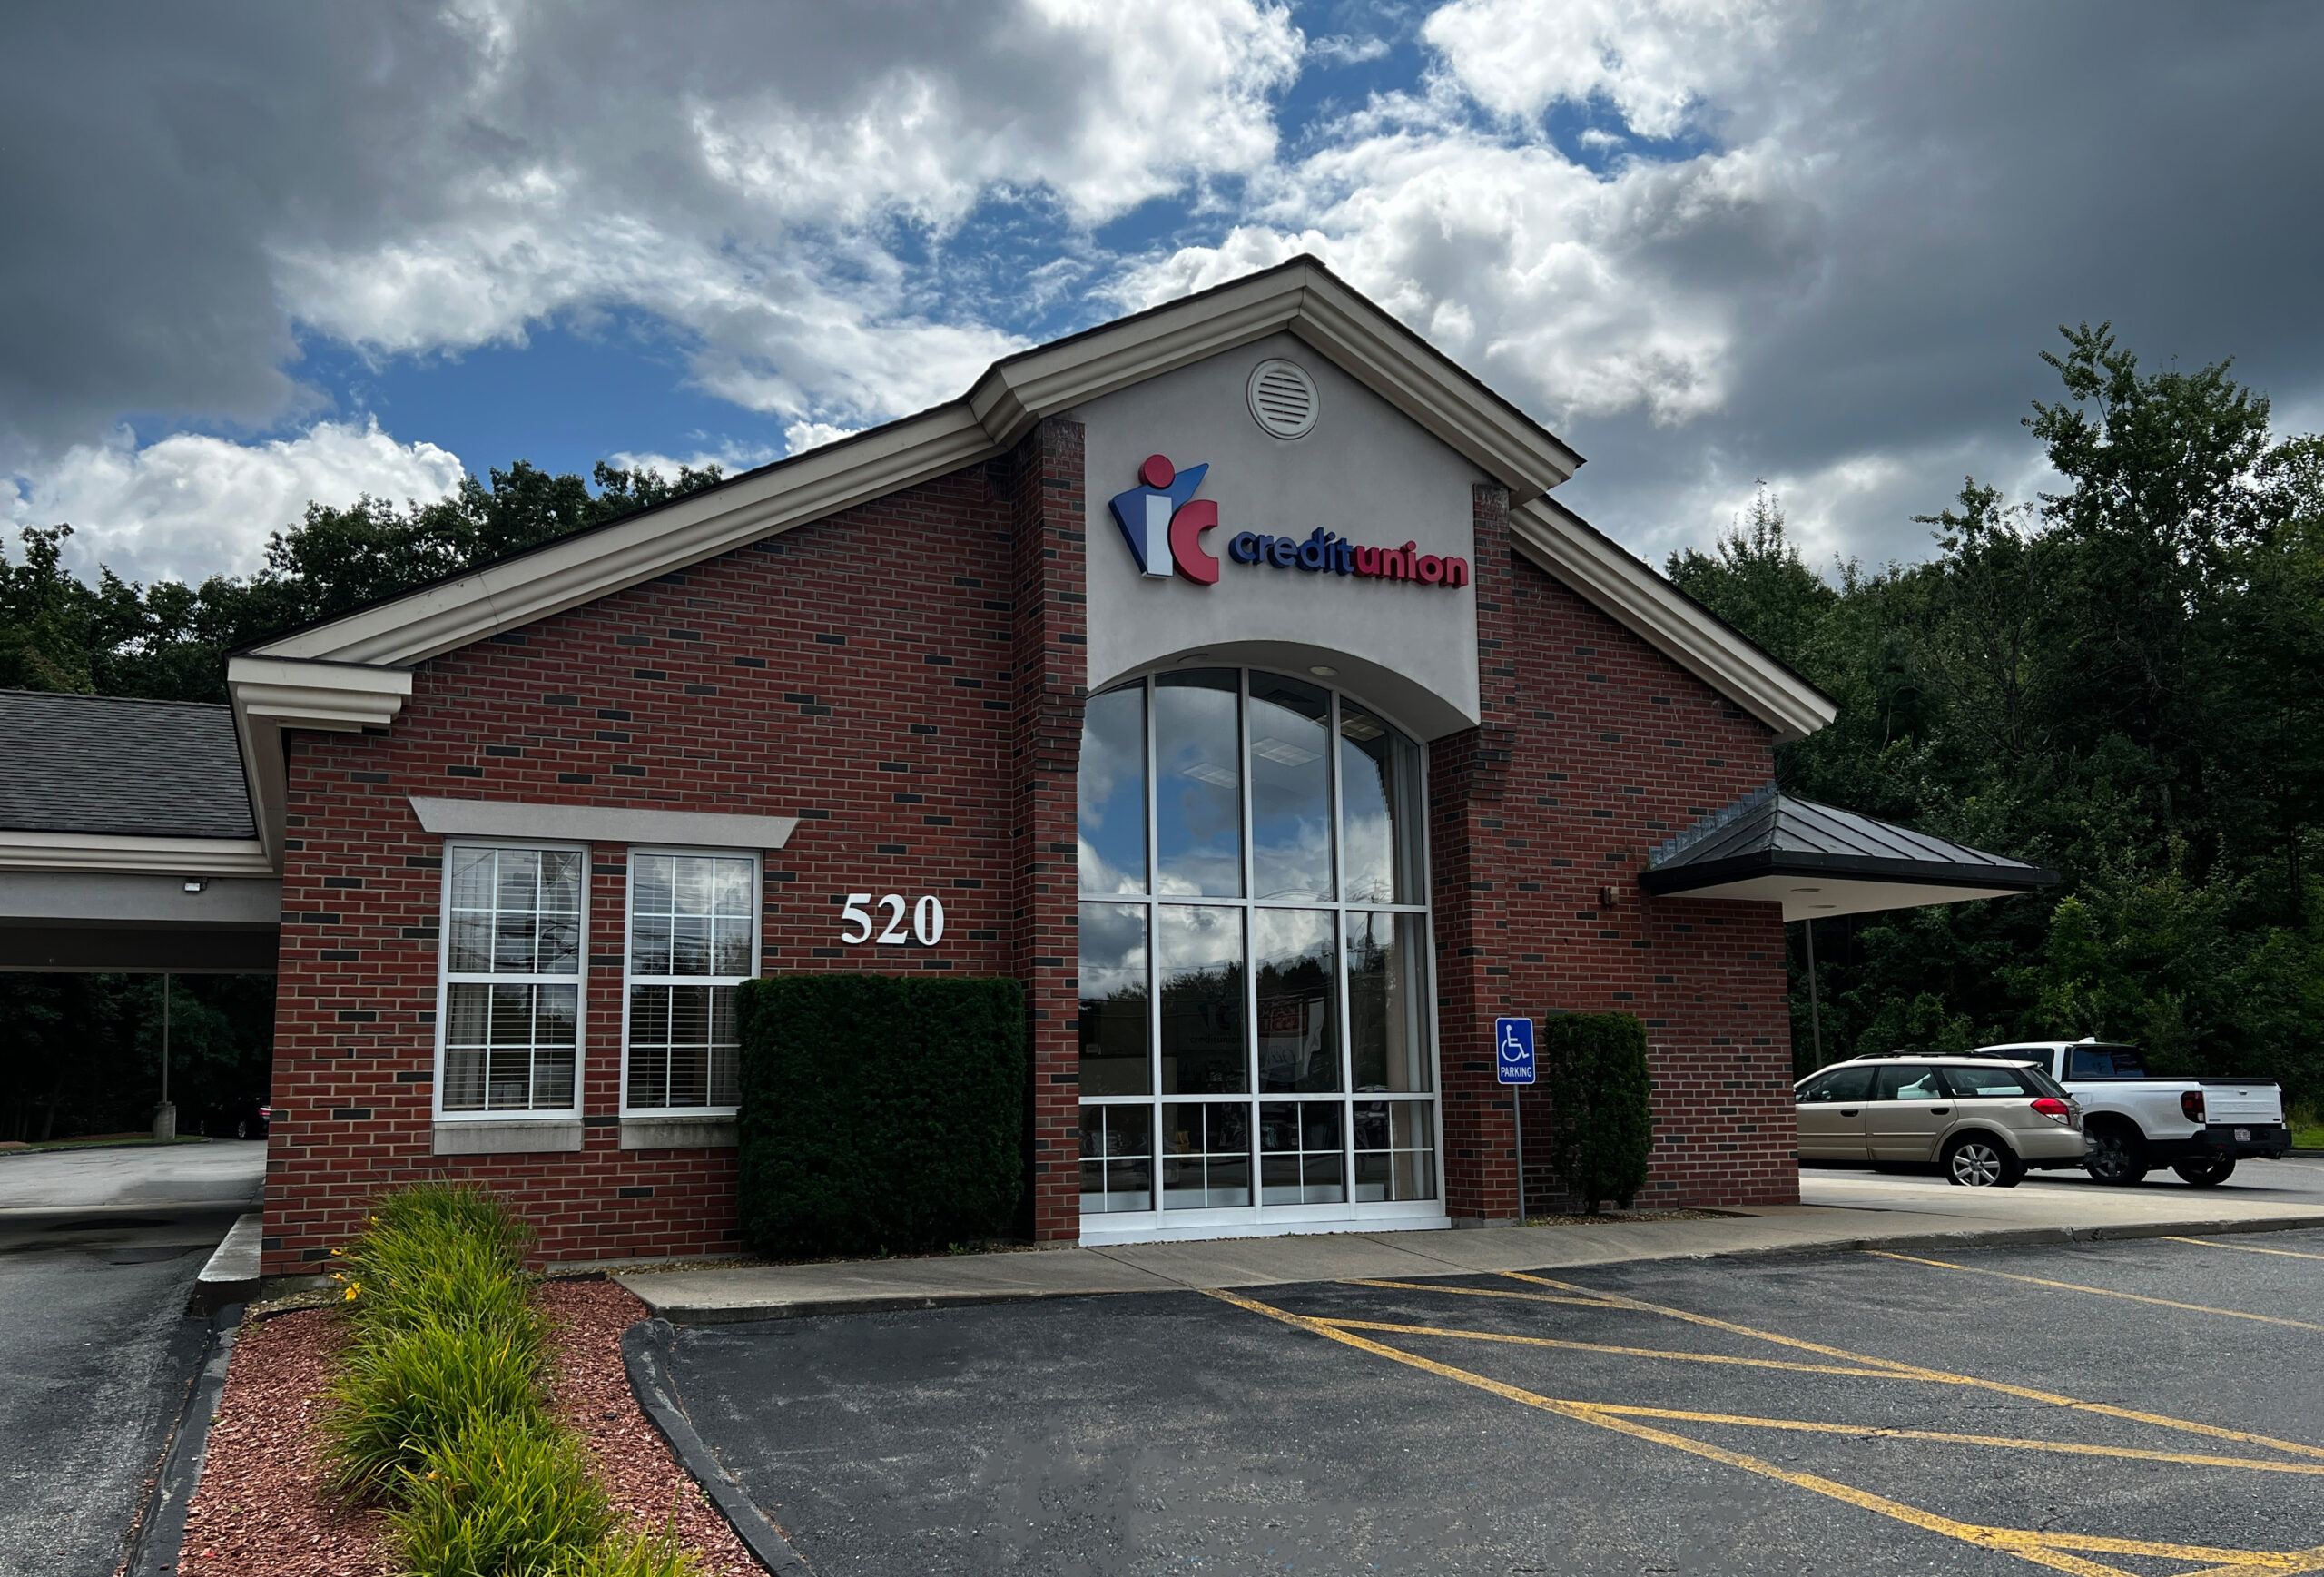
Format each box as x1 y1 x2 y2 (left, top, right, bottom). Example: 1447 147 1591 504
0 1142 264 1577
669 1225 2324 1575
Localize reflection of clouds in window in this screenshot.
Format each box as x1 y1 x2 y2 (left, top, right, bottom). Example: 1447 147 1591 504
1078 902 1148 998
1078 685 1147 895
1339 703 1417 904
1249 675 1332 901
1155 672 1242 898
1256 907 1336 1094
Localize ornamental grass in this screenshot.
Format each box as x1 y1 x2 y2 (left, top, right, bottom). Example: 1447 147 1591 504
387 1412 615 1577
317 1182 700 1576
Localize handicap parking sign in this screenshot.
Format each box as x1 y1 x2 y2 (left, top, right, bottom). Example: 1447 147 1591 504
1495 1017 1536 1085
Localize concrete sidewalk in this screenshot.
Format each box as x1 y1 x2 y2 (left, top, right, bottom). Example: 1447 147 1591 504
617 1158 2324 1324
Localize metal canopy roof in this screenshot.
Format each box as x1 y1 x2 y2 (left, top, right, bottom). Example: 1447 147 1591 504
1640 784 2058 922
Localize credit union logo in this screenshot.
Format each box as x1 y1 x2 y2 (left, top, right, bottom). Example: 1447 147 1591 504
1108 454 1219 585
1108 453 1469 590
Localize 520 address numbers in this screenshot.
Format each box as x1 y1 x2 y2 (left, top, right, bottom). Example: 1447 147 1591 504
840 892 946 947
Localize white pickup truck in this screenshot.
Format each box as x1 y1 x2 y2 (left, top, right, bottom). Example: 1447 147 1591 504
1968 1040 2288 1187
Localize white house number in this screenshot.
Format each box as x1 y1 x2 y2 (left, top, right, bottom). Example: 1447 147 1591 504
840 892 946 947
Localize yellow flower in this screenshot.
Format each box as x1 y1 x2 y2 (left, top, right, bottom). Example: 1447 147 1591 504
343 1283 361 1301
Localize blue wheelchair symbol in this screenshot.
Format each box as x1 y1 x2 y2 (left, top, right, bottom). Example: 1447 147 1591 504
1495 1017 1536 1085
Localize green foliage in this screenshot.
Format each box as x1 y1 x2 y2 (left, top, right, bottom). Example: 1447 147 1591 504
387 1412 614 1577
320 1320 547 1503
1678 326 2324 1109
736 974 1026 1257
319 1183 705 1573
321 1185 547 1503
0 971 272 1141
550 1533 702 1577
1537 1014 1653 1213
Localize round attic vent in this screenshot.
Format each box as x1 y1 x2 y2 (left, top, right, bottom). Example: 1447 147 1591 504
1246 358 1319 439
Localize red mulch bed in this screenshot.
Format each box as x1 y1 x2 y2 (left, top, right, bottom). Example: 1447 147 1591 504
178 1280 764 1576
177 1308 389 1576
536 1280 763 1575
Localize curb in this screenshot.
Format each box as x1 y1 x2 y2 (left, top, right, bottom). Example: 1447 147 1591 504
633 1211 2324 1326
123 1304 241 1577
623 1319 814 1575
190 1211 262 1315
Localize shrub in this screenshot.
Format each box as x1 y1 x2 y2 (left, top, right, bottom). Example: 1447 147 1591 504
736 973 1025 1258
553 1533 702 1577
1538 1012 1654 1213
320 1316 547 1503
389 1412 613 1577
366 1180 535 1265
342 1229 539 1340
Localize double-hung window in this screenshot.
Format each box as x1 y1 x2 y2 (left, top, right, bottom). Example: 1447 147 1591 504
624 851 756 1111
439 843 585 1114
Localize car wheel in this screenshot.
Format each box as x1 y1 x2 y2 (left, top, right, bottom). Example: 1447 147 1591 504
234 1120 247 1139
2171 1156 2236 1188
2083 1126 2149 1186
1945 1135 2018 1188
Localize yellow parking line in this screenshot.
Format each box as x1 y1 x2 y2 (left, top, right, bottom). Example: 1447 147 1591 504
1342 1277 1622 1307
2181 1543 2324 1576
1319 1317 1908 1379
1536 1401 2324 1479
1497 1270 2324 1462
2165 1236 2324 1263
1866 1250 2324 1331
2024 1533 2299 1562
1208 1287 2137 1577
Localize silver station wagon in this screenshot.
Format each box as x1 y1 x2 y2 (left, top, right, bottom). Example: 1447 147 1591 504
1794 1054 2087 1188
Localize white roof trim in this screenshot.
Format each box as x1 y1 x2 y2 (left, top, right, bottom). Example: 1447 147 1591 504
1509 496 1836 743
409 796 799 850
0 829 275 876
248 259 1584 672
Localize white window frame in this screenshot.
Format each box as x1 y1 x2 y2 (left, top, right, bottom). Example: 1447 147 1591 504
1075 668 1448 1245
617 845 760 1118
433 838 589 1122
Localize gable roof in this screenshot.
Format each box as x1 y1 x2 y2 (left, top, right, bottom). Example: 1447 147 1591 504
224 255 1837 865
0 690 255 840
1641 784 2057 921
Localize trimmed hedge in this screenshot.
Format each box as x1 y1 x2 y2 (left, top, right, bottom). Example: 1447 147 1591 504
1538 1012 1654 1213
736 973 1026 1257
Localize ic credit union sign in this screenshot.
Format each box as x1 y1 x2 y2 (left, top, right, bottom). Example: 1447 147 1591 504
1108 453 1471 591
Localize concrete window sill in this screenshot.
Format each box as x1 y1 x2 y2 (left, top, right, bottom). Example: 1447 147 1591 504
432 1119 585 1155
619 1114 740 1151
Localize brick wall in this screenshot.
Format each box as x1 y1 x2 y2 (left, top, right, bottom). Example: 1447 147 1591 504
264 451 1042 1273
263 442 1795 1273
1004 419 1088 1242
1456 493 1800 1213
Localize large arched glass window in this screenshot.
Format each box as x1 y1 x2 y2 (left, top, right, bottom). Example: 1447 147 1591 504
1076 668 1437 1236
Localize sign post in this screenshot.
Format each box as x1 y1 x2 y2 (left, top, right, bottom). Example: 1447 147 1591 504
1495 1017 1537 1224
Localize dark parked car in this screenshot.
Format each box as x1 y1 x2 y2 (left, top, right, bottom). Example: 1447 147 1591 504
198 1094 271 1139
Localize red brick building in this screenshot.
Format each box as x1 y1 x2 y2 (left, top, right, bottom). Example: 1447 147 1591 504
50 260 1945 1271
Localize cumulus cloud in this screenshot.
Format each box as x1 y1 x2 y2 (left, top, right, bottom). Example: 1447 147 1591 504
1120 126 1818 428
1423 0 1775 138
11 0 2324 582
0 0 1304 463
2 421 465 586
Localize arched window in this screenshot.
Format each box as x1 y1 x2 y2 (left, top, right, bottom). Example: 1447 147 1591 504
1076 668 1439 1237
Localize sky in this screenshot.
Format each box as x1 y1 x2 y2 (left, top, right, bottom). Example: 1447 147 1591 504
6 0 2324 589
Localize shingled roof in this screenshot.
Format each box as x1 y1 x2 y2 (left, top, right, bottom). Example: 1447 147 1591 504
1640 783 2056 921
0 690 256 840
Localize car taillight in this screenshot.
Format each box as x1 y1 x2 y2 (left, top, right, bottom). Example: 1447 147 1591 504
2180 1089 2206 1122
2031 1097 2073 1125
